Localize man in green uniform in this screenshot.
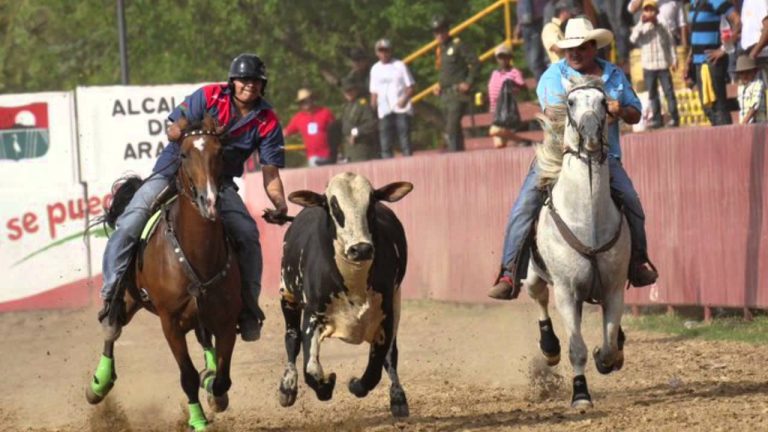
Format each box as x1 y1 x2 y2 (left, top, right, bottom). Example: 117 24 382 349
431 16 480 152
340 77 379 162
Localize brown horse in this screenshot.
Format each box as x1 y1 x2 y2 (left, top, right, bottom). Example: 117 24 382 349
85 115 241 431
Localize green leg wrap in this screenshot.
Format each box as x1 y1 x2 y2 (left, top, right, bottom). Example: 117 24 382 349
188 402 208 431
90 355 116 397
204 348 217 373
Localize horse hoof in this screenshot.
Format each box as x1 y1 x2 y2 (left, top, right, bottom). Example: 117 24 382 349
544 352 561 367
592 347 614 375
390 386 410 418
199 369 215 390
207 392 229 413
85 385 105 405
316 373 336 401
571 397 593 411
613 351 625 371
348 377 369 398
279 386 298 407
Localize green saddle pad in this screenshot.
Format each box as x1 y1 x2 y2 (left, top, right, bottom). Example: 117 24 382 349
140 195 177 241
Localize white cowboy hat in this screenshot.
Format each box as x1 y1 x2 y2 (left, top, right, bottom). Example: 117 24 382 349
555 17 614 50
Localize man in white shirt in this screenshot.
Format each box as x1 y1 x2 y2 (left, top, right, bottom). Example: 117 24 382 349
628 0 688 47
741 0 768 82
369 38 416 158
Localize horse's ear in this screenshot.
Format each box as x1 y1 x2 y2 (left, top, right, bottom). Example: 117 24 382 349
288 190 327 208
202 114 217 132
374 182 413 203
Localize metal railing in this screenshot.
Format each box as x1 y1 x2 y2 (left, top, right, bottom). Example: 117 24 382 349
405 0 521 104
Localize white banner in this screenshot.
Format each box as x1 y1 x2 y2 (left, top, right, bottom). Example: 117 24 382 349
76 83 202 183
0 91 79 189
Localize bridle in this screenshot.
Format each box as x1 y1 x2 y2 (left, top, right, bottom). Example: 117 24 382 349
176 129 222 212
563 84 609 167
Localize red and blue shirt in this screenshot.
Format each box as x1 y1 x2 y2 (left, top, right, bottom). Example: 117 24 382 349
153 83 285 178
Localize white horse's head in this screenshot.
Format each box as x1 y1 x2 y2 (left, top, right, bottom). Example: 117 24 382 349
562 77 608 155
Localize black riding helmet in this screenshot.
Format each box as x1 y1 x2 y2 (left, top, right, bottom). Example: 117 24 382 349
228 53 268 93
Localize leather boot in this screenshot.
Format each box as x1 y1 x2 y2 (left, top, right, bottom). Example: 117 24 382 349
238 303 265 342
628 259 658 287
487 272 522 300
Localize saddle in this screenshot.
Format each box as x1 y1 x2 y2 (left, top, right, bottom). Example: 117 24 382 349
137 186 178 271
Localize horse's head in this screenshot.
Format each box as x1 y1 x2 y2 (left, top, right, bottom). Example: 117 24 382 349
562 76 608 156
175 115 226 221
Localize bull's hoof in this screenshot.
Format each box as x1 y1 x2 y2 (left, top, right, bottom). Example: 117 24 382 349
571 375 592 411
207 392 229 413
389 386 410 418
279 385 297 407
315 373 336 401
539 319 561 366
348 377 369 398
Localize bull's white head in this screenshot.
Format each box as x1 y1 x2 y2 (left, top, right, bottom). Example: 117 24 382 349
288 172 413 262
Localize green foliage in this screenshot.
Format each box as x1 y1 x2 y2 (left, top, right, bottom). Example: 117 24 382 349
625 313 768 345
0 1 525 154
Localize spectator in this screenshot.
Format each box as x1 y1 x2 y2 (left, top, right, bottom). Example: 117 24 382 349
340 77 380 162
369 38 416 158
735 55 767 124
741 0 768 82
345 48 371 99
684 0 741 126
630 0 680 127
283 89 336 166
628 0 688 47
431 16 480 152
487 44 526 148
542 1 577 64
517 0 550 79
592 0 633 68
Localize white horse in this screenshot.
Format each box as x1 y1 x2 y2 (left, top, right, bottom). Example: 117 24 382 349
524 75 631 409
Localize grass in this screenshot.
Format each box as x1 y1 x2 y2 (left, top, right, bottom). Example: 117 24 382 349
624 312 768 345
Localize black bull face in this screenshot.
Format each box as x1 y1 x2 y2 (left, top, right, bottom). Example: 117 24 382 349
276 172 413 418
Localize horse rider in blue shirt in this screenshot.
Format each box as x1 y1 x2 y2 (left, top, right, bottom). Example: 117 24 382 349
488 17 659 300
98 54 289 341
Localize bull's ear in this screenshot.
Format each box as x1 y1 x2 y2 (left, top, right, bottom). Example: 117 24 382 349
288 190 326 207
374 182 413 203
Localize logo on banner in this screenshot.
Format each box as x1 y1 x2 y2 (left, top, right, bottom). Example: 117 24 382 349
0 103 50 161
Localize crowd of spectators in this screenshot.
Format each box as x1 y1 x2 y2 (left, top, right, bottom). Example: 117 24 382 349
283 0 768 167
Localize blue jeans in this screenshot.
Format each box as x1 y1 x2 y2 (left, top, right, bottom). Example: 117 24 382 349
521 19 548 80
643 69 679 126
500 157 648 276
101 177 263 318
380 113 412 158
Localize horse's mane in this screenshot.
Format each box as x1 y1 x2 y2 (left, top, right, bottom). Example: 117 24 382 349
535 74 605 189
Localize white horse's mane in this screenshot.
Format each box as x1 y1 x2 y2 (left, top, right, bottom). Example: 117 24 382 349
535 74 606 189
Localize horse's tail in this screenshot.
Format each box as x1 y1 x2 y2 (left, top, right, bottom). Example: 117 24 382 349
104 175 143 229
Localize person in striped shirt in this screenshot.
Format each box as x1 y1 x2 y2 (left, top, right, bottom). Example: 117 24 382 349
487 44 526 147
683 0 741 126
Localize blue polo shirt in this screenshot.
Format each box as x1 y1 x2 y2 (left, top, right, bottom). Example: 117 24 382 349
689 0 734 64
536 58 642 160
153 83 285 178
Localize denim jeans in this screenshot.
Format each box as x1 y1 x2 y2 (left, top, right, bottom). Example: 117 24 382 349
500 157 648 276
643 69 679 125
100 177 263 318
521 19 548 80
695 58 732 126
380 113 412 158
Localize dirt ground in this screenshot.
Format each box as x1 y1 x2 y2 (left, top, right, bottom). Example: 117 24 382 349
1 298 767 432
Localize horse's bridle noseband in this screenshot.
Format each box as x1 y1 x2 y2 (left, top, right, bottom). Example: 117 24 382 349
563 84 609 166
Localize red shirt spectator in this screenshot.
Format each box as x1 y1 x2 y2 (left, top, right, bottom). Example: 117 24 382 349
284 89 336 165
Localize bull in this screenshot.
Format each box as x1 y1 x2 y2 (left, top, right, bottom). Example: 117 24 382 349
277 172 412 417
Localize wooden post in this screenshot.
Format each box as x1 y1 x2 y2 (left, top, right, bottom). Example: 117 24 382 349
743 307 754 322
631 305 640 317
666 305 675 316
703 306 712 322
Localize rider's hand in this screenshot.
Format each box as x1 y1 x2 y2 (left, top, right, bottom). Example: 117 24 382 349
606 100 622 118
167 123 182 141
262 206 289 225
